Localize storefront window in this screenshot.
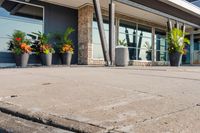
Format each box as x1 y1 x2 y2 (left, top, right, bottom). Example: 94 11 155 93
92 18 168 62
92 17 109 59
0 1 43 52
137 25 152 61
155 29 168 61
193 37 200 64
119 20 137 60
119 21 153 61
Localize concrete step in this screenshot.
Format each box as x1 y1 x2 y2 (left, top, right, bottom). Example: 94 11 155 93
0 112 74 133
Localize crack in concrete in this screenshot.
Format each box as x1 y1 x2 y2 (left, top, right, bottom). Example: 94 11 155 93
90 82 165 98
136 104 197 125
129 72 200 82
109 105 199 132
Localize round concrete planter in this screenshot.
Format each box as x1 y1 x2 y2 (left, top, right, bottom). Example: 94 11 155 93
40 53 52 66
14 53 29 67
115 46 129 67
169 52 182 67
61 52 72 66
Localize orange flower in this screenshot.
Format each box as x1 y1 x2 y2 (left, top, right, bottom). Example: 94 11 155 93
20 43 26 49
20 43 32 53
61 44 74 53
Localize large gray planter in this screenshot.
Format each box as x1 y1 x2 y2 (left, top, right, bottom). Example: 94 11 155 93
115 46 129 67
61 52 72 66
40 53 52 66
15 53 29 67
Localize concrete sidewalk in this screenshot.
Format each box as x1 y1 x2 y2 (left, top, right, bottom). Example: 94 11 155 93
0 66 200 133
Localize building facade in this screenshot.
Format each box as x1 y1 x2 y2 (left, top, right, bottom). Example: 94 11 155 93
187 0 200 64
0 0 200 66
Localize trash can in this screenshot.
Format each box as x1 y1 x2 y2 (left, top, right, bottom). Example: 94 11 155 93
115 46 129 66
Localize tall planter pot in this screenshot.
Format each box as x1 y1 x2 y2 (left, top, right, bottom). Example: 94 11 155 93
14 53 29 67
40 53 52 66
169 52 182 66
115 46 129 67
61 52 72 66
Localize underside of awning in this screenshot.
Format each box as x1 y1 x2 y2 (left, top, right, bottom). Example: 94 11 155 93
38 0 200 28
1 0 200 28
119 0 200 28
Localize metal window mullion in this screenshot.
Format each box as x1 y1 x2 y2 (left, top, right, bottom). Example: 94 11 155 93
152 27 156 62
136 23 138 60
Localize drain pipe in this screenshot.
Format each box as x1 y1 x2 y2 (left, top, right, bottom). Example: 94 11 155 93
93 0 110 66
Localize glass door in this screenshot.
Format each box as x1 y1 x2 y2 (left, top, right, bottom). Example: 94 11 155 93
182 36 191 64
193 38 200 64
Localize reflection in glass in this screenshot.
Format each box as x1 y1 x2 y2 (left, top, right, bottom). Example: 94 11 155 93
92 18 109 59
155 29 167 61
0 1 43 52
138 24 152 38
137 25 152 60
119 20 137 60
138 48 152 61
156 51 167 61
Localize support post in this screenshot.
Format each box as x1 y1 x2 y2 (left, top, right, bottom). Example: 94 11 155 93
109 0 115 66
175 21 179 29
93 0 110 66
181 24 186 34
152 27 156 62
190 32 194 65
167 19 173 32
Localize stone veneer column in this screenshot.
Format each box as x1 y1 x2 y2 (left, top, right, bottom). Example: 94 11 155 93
78 5 93 65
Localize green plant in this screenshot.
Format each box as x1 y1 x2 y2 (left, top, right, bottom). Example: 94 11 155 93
54 27 75 53
8 30 32 55
167 28 190 54
31 31 54 54
32 31 49 45
40 44 55 54
118 39 127 46
64 27 75 45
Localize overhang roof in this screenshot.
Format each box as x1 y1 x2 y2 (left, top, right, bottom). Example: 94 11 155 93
39 0 200 28
159 0 200 17
121 0 200 28
2 0 199 28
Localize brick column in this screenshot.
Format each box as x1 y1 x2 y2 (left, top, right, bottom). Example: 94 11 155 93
78 5 93 65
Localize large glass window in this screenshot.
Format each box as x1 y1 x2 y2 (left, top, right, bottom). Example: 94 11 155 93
193 37 200 64
92 18 168 62
119 20 152 61
137 24 152 61
155 29 168 61
119 20 137 60
92 17 109 59
0 0 44 52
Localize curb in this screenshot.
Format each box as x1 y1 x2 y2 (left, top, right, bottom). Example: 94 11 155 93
0 102 114 133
